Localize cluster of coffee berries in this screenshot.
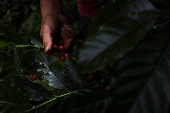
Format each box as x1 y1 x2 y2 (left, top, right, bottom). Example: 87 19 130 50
88 70 98 81
53 40 65 51
101 78 110 91
28 75 38 80
100 71 112 91
53 40 68 62
88 70 110 91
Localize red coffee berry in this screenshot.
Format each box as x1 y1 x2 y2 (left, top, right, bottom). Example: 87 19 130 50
31 75 37 80
65 53 68 57
33 75 37 80
92 70 97 75
59 56 66 62
58 40 64 45
88 74 94 81
106 85 110 91
54 45 58 49
58 46 65 51
30 75 33 78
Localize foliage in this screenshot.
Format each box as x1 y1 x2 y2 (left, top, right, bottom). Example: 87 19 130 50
0 0 41 34
0 0 170 113
0 0 81 35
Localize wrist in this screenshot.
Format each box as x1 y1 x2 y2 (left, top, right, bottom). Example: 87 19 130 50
42 14 62 20
40 0 62 18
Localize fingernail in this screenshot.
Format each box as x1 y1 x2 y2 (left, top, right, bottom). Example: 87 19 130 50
45 46 50 53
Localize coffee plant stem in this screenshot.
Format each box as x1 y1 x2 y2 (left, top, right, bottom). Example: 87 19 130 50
27 84 103 112
27 93 71 112
36 97 57 109
27 85 103 112
27 97 57 112
15 45 44 49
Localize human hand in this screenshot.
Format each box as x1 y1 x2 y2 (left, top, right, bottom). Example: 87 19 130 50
40 14 76 56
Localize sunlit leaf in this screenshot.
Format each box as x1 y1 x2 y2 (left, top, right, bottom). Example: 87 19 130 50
37 62 67 90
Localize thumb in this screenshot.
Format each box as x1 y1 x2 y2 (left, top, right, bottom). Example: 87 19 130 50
44 44 53 54
43 35 53 54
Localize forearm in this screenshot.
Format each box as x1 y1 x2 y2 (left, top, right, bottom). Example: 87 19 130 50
40 0 62 18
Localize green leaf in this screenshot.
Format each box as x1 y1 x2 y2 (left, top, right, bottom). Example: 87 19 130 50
55 59 66 72
58 90 110 113
88 0 155 37
36 52 67 90
0 34 11 48
79 0 157 74
20 49 39 68
33 80 55 91
0 80 30 113
38 62 67 90
14 50 23 75
36 52 53 67
11 76 53 101
0 50 23 78
78 11 158 74
65 55 82 83
37 100 58 113
0 21 27 45
0 56 14 78
21 12 41 34
0 52 4 72
0 41 10 48
30 34 43 47
109 28 170 112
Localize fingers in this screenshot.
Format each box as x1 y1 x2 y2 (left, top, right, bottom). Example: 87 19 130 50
41 16 75 56
60 24 76 53
62 24 76 39
64 39 73 53
61 30 69 42
61 32 72 52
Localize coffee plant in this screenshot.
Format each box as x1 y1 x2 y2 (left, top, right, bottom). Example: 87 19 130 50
0 0 170 113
